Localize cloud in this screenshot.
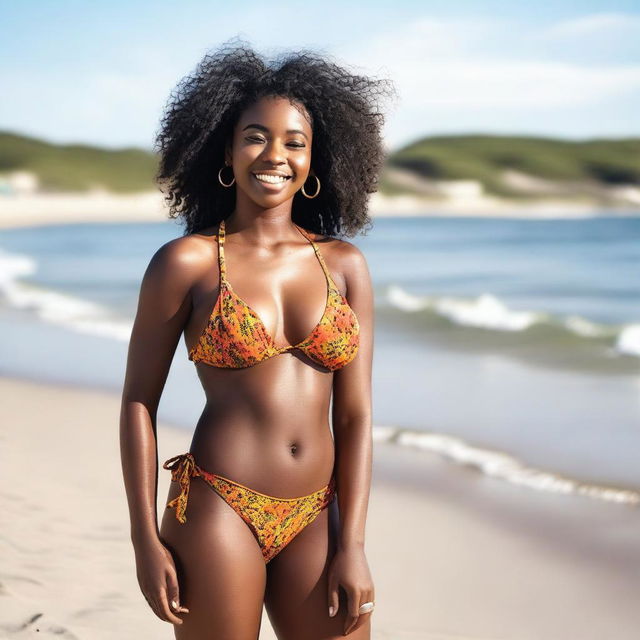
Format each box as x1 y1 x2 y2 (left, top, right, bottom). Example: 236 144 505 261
392 60 640 108
346 15 640 111
2 10 639 150
538 12 640 40
0 68 171 149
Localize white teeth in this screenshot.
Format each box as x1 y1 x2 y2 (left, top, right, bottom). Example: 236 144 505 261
253 173 290 184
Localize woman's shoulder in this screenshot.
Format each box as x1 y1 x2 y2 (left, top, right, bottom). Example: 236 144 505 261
146 230 218 281
307 231 368 285
157 227 218 257
308 229 365 261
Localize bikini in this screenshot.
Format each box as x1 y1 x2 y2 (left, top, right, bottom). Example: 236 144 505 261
164 218 360 563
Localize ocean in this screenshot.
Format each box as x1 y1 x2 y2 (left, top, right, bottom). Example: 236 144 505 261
1 215 639 505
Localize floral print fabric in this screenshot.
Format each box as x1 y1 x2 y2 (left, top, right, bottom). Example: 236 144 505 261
187 219 360 371
163 453 336 563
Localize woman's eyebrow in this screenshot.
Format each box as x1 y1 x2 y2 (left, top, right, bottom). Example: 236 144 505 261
242 123 308 140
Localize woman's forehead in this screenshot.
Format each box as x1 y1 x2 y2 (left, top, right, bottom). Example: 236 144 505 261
236 96 312 133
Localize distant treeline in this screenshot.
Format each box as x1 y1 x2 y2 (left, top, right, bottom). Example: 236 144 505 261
384 135 640 198
0 131 157 193
1 130 638 196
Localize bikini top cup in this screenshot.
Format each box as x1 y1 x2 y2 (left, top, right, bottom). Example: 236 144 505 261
188 219 360 371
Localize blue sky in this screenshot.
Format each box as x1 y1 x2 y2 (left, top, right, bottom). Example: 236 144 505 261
1 0 639 151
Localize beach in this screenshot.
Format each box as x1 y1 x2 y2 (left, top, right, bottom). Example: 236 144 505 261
2 190 638 231
2 374 639 640
2 207 640 640
3 3 640 637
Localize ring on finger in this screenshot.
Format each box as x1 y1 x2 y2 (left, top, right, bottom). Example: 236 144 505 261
358 601 375 614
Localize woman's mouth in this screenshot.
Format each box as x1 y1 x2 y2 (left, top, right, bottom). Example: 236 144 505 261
251 173 292 190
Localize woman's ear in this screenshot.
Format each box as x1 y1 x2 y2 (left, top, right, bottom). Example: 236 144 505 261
224 141 233 166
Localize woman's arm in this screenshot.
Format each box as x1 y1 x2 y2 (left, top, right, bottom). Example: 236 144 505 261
119 237 196 624
328 241 375 636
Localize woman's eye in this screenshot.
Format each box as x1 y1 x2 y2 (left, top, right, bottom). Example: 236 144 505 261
246 136 304 148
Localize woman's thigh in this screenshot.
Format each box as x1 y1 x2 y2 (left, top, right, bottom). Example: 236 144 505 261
159 477 267 640
264 500 371 640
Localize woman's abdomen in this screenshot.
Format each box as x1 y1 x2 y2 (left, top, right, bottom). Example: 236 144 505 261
188 389 336 498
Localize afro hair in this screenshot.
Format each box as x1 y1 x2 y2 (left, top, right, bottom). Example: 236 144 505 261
154 37 396 238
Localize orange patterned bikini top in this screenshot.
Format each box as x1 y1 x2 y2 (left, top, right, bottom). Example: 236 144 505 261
188 219 360 371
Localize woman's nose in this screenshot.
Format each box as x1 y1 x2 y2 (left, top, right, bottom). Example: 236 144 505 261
261 140 287 164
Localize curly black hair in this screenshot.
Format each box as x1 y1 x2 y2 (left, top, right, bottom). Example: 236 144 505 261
154 38 396 238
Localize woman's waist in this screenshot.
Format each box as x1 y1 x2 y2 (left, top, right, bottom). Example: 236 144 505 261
187 418 335 496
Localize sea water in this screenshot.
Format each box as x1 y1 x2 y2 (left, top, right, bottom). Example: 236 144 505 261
1 215 639 503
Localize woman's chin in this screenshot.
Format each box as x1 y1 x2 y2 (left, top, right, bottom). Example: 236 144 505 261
239 184 297 206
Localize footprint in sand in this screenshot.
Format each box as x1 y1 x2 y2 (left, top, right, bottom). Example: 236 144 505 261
0 613 80 639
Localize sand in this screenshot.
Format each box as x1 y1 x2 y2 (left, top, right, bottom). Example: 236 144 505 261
0 191 169 229
1 375 639 639
2 190 637 231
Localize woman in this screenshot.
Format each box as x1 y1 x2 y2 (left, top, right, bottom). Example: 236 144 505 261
120 41 393 639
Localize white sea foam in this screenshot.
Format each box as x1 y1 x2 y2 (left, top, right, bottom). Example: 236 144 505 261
386 285 430 312
0 249 38 283
387 285 544 331
3 250 634 359
386 284 637 357
372 425 640 506
2 246 636 505
0 248 133 342
616 324 640 357
563 314 612 338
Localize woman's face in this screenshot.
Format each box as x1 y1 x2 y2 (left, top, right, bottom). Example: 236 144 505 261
225 95 314 208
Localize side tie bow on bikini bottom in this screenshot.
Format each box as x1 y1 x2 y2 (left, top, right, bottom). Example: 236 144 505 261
163 452 336 563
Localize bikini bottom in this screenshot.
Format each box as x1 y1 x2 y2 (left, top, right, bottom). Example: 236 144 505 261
162 452 336 563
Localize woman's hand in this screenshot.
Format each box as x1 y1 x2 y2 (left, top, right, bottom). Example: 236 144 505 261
134 538 190 625
327 545 375 636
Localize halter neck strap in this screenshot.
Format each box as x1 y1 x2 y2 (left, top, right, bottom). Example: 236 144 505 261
217 218 338 291
292 223 337 289
217 218 227 281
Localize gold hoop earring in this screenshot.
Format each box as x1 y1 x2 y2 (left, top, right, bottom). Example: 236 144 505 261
218 164 235 187
301 174 321 199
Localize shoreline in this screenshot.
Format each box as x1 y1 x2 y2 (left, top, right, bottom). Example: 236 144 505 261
2 374 640 639
1 190 639 230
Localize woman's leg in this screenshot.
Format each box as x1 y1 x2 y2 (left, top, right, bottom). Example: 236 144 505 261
264 500 371 640
159 476 267 640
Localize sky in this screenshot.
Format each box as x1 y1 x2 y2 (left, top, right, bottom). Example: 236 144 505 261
1 0 639 152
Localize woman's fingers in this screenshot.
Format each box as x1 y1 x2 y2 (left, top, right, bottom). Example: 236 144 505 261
327 571 339 618
143 587 184 625
170 598 190 614
158 587 185 625
343 587 375 636
361 588 375 622
167 570 190 614
343 587 361 635
147 594 167 623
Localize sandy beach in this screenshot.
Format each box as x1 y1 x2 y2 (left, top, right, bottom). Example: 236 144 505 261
0 191 170 229
2 190 638 231
3 6 640 638
1 374 639 639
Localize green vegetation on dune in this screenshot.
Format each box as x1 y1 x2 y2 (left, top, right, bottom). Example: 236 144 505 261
0 130 638 199
387 135 640 198
0 131 158 193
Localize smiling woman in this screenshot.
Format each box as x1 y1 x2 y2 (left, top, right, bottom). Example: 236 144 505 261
228 97 315 204
120 37 394 640
153 39 394 237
